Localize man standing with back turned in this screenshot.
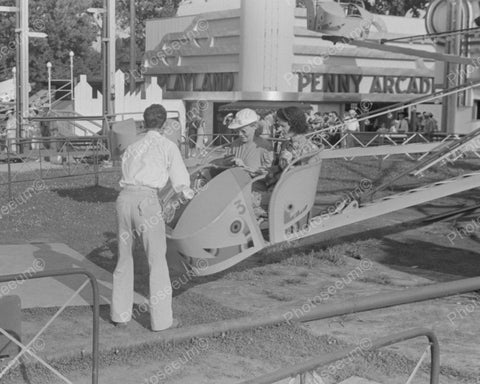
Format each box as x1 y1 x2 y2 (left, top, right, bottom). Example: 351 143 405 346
111 104 193 332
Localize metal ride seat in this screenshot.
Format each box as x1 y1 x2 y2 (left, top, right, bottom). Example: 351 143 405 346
167 168 266 276
268 153 323 243
167 152 323 276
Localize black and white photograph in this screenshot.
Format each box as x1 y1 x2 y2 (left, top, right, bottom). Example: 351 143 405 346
0 0 479 383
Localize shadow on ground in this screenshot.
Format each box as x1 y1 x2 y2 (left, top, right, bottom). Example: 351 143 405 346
374 237 480 278
53 185 119 203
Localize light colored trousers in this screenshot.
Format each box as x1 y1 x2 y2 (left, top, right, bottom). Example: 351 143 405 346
111 186 173 331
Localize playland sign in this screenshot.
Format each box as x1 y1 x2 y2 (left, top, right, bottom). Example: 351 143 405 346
158 73 235 92
297 73 434 95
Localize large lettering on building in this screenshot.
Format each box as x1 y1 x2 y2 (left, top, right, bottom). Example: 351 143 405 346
158 73 236 92
297 73 433 95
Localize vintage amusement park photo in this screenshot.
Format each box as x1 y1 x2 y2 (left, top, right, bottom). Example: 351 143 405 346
0 0 480 383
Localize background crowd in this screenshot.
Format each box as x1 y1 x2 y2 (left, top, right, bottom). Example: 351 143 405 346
306 108 439 135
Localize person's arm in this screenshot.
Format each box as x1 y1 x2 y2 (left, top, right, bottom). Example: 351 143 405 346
257 150 274 176
168 143 192 194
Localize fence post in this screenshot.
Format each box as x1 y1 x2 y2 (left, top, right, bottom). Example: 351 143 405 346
38 140 43 180
6 149 12 200
94 138 99 186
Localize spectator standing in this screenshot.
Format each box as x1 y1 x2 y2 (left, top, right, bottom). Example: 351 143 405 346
398 112 409 133
413 111 423 132
363 118 374 132
421 112 428 131
111 104 193 332
385 112 395 132
343 109 359 147
345 109 360 132
424 113 436 141
410 107 420 132
309 112 323 132
430 112 438 132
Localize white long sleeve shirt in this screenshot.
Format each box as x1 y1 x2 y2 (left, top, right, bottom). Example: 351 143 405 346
119 130 190 192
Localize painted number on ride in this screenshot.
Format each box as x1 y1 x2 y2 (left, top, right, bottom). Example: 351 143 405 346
234 200 246 215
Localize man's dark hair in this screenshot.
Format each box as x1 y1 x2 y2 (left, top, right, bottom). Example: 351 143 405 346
144 104 167 129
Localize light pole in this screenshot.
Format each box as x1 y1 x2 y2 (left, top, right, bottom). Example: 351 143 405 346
89 1 115 134
130 0 136 93
46 62 52 111
12 66 16 101
69 51 74 102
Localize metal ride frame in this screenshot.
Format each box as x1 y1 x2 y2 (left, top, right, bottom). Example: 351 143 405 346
0 269 99 384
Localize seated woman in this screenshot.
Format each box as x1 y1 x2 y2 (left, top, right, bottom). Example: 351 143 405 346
277 106 319 162
225 109 274 219
195 109 273 219
266 106 320 188
209 109 273 177
225 108 273 176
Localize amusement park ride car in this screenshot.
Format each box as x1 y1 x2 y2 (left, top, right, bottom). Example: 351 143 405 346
162 0 480 276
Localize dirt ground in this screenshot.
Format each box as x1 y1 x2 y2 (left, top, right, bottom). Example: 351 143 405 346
1 157 480 383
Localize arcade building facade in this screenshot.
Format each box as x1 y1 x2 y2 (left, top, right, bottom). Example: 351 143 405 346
143 0 480 136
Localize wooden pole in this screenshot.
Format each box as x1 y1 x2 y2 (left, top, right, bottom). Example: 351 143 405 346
129 0 136 93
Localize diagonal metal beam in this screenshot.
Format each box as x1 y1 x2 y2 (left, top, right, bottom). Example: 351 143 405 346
0 328 73 383
323 36 475 65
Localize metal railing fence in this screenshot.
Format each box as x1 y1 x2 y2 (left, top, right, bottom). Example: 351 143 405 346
0 269 99 384
239 328 439 384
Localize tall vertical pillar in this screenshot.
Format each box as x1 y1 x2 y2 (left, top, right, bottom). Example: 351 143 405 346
16 0 29 143
442 0 467 133
239 0 295 94
129 0 136 93
102 0 115 135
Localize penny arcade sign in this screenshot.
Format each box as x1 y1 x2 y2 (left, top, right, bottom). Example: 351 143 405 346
157 72 434 97
297 73 434 95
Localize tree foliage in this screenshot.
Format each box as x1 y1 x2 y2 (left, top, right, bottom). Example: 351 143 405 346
116 1 182 52
115 0 182 73
297 0 429 17
364 0 429 17
0 0 102 85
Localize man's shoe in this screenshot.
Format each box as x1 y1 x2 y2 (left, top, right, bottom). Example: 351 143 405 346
111 321 128 329
152 318 181 332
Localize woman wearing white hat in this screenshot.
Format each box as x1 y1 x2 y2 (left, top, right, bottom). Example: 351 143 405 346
220 108 274 219
224 108 273 177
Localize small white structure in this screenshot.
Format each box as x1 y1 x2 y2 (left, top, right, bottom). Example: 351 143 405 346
0 78 15 102
73 70 186 135
177 0 241 16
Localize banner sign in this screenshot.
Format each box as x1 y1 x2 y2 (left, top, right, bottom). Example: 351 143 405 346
159 73 235 92
297 73 434 95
